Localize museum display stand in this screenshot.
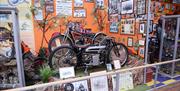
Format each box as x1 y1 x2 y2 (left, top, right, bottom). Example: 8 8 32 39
0 7 25 89
159 15 180 78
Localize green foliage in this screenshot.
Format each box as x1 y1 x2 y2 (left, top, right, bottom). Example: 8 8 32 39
39 65 55 83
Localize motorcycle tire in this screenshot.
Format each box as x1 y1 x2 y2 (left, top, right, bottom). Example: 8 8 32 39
48 35 73 53
48 46 77 72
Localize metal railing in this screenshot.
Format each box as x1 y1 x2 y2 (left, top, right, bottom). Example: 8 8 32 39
5 59 180 91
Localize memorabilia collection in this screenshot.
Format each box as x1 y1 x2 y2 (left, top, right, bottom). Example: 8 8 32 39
0 0 180 90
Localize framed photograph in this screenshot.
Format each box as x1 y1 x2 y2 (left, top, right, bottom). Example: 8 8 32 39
59 67 75 79
136 0 146 15
112 72 134 91
73 9 86 18
45 0 54 4
139 47 145 57
139 23 145 34
108 0 118 15
45 5 54 13
110 22 119 33
34 9 43 20
138 39 145 46
72 80 89 91
85 0 94 2
127 37 133 47
90 71 108 91
121 0 134 14
74 0 83 7
121 19 135 35
96 0 104 9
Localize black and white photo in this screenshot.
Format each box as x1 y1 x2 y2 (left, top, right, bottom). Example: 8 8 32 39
121 0 133 14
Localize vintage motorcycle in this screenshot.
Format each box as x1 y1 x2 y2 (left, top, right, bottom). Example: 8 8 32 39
48 22 107 52
49 36 128 73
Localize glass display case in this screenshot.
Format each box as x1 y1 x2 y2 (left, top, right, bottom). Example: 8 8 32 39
159 16 180 78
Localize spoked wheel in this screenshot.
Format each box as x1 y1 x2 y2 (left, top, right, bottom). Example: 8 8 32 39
109 43 128 67
93 33 107 44
49 46 77 72
48 35 73 53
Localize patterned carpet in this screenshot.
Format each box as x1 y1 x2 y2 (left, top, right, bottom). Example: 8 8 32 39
146 74 180 88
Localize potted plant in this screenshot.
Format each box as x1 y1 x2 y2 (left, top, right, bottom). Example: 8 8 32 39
39 65 55 83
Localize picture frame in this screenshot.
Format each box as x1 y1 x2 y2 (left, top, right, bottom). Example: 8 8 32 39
74 0 84 8
85 0 94 3
136 0 146 15
139 23 145 34
138 39 145 46
121 0 134 14
90 71 108 91
108 0 118 15
127 37 133 47
59 67 75 79
139 47 145 58
110 22 119 33
45 4 54 13
73 9 86 18
45 0 54 4
72 80 89 91
95 0 104 9
34 9 43 20
120 19 135 35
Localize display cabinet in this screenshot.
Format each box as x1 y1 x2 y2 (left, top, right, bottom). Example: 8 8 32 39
159 15 180 78
0 7 25 89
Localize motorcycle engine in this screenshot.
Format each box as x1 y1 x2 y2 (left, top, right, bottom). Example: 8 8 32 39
82 54 102 66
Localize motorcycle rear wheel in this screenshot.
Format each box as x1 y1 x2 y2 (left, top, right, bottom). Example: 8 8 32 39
109 43 128 67
49 46 77 72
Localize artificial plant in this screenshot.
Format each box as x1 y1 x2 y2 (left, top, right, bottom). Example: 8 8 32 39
92 6 108 31
39 65 55 83
30 0 63 48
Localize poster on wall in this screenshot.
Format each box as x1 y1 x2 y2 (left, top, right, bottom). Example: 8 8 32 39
139 23 145 34
108 0 118 15
121 19 134 35
74 0 83 7
112 72 134 91
34 9 43 20
121 0 133 14
56 0 72 16
127 37 133 47
137 0 146 15
90 71 108 91
110 22 119 33
73 9 86 18
96 0 104 9
139 47 144 57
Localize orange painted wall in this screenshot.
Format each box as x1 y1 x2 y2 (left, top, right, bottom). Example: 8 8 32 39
33 0 109 52
32 0 180 55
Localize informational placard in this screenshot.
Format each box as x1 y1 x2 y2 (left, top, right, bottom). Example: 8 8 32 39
112 72 134 91
56 0 72 16
72 80 89 91
59 67 75 79
90 71 108 91
113 60 121 69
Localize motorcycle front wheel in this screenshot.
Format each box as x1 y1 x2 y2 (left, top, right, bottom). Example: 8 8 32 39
109 43 128 67
48 35 73 53
48 46 77 72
